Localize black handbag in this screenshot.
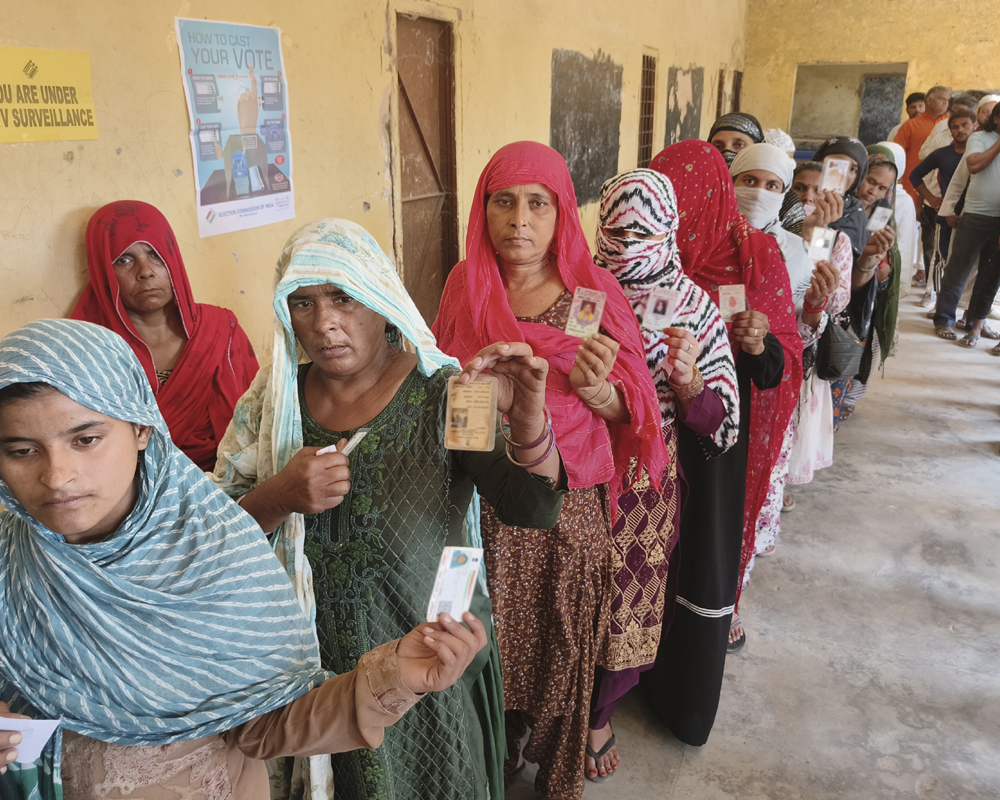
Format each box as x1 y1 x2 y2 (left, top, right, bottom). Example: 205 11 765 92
815 315 864 381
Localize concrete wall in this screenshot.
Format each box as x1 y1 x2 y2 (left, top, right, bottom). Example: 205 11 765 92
0 0 747 350
743 0 1000 132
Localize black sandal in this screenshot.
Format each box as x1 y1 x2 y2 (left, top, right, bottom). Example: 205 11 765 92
728 614 746 653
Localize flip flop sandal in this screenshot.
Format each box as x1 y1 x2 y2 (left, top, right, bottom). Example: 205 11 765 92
958 334 979 348
757 541 778 558
935 326 958 341
728 615 746 653
955 320 968 331
839 404 856 422
781 492 795 512
990 343 1000 356
980 327 1000 340
585 732 617 783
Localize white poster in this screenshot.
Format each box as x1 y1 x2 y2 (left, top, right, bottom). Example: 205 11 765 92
175 18 294 237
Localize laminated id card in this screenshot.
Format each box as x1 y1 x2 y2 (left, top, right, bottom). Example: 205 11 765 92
642 286 681 331
820 157 852 195
565 287 607 339
866 206 893 232
808 227 838 263
718 284 746 322
427 547 483 622
444 376 498 451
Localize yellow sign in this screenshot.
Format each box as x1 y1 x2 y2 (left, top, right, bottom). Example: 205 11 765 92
0 46 98 143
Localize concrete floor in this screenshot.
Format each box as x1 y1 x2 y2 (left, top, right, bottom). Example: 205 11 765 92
507 298 1000 799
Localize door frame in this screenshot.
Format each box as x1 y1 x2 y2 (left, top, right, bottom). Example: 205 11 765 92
386 1 464 282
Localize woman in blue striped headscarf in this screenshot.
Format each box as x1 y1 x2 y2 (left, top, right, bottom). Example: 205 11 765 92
213 219 566 800
0 319 488 800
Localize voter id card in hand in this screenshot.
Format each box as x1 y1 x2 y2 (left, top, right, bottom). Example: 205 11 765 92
642 286 681 331
426 547 483 622
565 287 607 339
717 284 746 322
866 206 892 232
808 227 838 263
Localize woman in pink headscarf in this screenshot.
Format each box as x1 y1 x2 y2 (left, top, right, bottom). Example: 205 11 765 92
433 141 667 797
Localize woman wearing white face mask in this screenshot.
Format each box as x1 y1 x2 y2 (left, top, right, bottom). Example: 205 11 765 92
729 144 844 563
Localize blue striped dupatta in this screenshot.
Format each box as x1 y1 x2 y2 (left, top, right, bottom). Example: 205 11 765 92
0 319 333 800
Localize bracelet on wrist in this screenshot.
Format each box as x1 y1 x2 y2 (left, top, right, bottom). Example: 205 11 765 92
584 381 616 410
669 364 705 399
506 426 556 468
803 296 829 315
501 406 553 449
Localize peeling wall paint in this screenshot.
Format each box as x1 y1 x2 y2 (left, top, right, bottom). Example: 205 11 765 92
1 0 747 349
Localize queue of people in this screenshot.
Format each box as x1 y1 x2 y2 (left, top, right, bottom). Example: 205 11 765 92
0 88 978 800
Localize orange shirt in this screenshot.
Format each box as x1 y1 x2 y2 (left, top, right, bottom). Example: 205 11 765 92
894 112 949 206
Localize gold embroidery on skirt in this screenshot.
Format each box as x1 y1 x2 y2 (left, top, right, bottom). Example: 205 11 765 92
599 427 679 671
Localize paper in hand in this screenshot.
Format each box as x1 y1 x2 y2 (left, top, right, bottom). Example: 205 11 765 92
315 428 370 457
642 286 681 331
0 717 61 764
866 206 892 232
427 547 483 622
717 284 746 322
444 376 497 451
808 227 838 263
820 157 852 195
564 287 607 339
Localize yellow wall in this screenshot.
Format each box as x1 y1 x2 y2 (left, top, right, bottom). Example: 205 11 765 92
1 0 747 351
742 0 1000 132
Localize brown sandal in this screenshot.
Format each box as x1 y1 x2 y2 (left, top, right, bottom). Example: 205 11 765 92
935 326 957 341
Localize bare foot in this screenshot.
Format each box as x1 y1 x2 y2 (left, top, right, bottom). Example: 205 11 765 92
585 722 619 780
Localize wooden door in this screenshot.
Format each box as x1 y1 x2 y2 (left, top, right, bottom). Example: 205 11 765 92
396 15 458 326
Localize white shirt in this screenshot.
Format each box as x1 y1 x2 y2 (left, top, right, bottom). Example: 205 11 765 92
964 131 1000 217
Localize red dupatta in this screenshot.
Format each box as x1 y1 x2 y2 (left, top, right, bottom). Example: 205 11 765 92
649 141 803 606
432 141 667 503
71 201 258 470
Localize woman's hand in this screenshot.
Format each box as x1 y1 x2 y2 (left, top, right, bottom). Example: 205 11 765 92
396 612 488 695
801 189 844 240
804 259 841 308
461 342 548 425
569 333 620 403
661 327 698 386
863 227 895 258
0 702 28 774
731 310 770 356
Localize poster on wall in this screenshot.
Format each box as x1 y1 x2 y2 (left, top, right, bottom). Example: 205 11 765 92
0 46 99 143
175 18 294 238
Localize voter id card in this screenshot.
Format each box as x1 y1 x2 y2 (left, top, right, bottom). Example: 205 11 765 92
820 157 852 195
866 206 892 232
565 287 607 339
642 286 681 331
427 547 483 622
718 284 746 322
808 227 838 263
444 376 497 451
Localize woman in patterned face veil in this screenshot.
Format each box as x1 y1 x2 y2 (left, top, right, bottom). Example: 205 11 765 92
591 168 739 775
0 319 489 800
213 218 565 800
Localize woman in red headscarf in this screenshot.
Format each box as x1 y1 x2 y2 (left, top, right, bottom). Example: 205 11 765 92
638 140 802 743
433 142 667 797
71 201 258 470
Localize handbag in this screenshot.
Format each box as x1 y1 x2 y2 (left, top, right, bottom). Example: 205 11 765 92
815 314 864 381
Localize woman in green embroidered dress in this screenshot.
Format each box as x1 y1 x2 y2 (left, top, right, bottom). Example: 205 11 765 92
213 219 565 800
